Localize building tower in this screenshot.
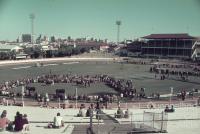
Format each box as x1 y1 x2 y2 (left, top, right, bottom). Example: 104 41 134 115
29 13 35 44
116 20 121 45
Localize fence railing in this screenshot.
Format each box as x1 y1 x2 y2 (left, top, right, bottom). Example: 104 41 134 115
89 111 168 134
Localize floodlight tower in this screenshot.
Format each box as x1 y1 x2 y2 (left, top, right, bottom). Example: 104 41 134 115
29 13 35 44
116 20 121 45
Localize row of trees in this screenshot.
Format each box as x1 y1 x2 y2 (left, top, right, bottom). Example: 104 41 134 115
23 45 90 59
0 45 91 60
0 51 16 60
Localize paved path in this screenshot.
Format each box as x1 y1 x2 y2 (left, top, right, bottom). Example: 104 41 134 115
72 110 120 134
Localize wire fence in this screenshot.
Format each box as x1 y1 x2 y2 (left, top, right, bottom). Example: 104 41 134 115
88 111 168 134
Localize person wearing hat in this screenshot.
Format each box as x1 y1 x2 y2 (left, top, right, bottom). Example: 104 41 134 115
0 110 10 131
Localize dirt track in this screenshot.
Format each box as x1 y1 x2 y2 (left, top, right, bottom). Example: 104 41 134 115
0 57 121 66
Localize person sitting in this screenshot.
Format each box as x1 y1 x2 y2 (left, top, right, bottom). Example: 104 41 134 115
164 105 169 112
0 110 10 131
13 114 24 131
14 112 20 120
53 113 64 128
197 97 200 106
96 109 101 120
170 105 175 112
86 107 92 117
22 114 29 131
124 109 129 118
115 107 124 118
165 105 175 112
77 107 84 117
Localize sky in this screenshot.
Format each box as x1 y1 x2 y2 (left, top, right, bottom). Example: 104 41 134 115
0 0 200 42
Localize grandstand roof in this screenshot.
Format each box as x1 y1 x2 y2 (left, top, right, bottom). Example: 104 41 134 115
142 33 196 39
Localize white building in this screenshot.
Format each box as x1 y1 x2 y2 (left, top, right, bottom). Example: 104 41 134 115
0 44 24 53
191 40 200 61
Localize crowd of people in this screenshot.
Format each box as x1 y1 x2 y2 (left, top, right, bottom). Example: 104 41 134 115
0 63 199 106
164 105 175 113
0 73 150 103
0 110 29 132
77 102 105 121
115 107 129 118
0 109 67 132
150 63 200 80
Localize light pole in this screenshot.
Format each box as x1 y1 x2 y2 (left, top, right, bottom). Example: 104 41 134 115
116 20 121 45
29 13 35 44
170 87 173 105
75 88 78 109
22 86 25 107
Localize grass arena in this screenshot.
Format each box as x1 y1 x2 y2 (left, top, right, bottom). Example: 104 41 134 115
0 57 200 134
0 57 200 101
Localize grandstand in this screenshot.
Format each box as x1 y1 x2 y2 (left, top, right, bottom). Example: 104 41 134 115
142 33 197 59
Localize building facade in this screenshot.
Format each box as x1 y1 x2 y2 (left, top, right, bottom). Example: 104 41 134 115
141 33 196 59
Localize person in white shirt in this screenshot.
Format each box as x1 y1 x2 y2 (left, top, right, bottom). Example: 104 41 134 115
53 113 64 128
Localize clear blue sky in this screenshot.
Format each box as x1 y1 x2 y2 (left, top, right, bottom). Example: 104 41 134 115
0 0 200 42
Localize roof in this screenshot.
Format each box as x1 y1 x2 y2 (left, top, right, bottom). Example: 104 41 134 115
142 33 196 39
76 42 106 46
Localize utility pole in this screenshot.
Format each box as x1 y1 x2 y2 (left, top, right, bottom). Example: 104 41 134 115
22 86 24 107
75 88 77 109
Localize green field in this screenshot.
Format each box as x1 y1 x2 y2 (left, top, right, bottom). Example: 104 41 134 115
1 61 200 96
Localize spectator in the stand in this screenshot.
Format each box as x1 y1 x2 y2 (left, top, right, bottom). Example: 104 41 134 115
53 113 64 128
77 107 84 117
22 114 29 124
0 110 10 131
197 97 200 106
96 101 100 110
115 107 124 118
13 96 16 105
181 90 186 101
14 112 20 120
86 107 92 117
165 105 175 112
2 98 6 106
96 107 101 120
164 105 169 112
124 109 129 118
171 105 175 112
22 114 29 131
13 114 24 131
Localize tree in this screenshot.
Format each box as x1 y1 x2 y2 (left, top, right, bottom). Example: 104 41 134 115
72 47 81 55
67 36 71 41
80 47 90 53
50 36 56 42
0 52 10 60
